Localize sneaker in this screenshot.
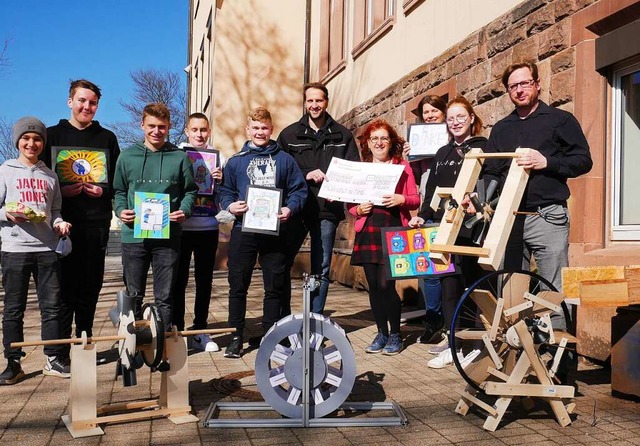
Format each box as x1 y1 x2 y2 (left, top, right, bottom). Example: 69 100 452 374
224 337 243 358
43 356 71 378
428 333 449 355
419 311 444 344
460 349 481 369
248 335 263 348
427 348 456 369
382 333 403 355
192 334 220 352
0 359 25 385
364 332 389 354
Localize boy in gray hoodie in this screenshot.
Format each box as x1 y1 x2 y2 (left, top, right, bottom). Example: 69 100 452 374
0 117 72 385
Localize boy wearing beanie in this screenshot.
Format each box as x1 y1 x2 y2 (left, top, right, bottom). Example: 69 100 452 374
0 117 72 385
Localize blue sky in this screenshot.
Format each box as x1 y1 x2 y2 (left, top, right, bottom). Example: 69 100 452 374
0 0 188 128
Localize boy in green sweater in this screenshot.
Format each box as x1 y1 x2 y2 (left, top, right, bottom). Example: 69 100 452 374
113 103 197 333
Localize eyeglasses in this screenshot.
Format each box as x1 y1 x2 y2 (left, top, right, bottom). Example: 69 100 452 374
446 115 469 125
507 79 536 92
369 136 391 144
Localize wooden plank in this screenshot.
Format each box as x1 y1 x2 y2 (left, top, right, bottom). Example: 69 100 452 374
430 244 490 257
478 148 530 271
624 265 640 304
526 291 562 313
454 329 487 340
489 298 504 340
513 321 572 427
482 333 503 369
458 390 499 417
487 367 510 382
580 280 629 307
562 265 625 298
501 272 531 320
503 300 534 317
464 153 521 159
469 289 507 330
430 187 453 212
484 382 575 399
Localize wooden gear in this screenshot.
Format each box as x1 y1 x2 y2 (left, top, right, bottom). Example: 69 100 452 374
11 302 235 439
449 270 577 431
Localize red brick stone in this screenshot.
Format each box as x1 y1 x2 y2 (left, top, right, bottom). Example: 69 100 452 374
550 67 576 106
538 20 571 59
487 24 526 58
550 47 576 72
527 4 556 35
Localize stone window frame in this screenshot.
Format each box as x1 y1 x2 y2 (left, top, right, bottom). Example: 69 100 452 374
319 0 347 83
402 0 425 15
351 0 396 60
610 59 640 240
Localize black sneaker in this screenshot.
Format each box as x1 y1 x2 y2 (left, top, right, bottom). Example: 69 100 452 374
224 337 243 358
419 311 445 344
0 359 25 385
248 335 263 348
43 356 71 378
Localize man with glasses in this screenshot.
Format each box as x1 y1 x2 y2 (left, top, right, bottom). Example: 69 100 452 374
482 61 592 328
277 83 359 318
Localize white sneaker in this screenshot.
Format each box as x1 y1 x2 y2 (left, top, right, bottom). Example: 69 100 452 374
428 333 449 355
460 349 481 369
192 334 220 352
427 348 455 369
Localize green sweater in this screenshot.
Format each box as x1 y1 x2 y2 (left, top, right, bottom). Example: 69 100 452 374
113 142 197 243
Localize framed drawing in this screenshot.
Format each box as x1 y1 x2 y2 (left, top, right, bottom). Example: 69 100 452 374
51 147 110 185
185 147 219 195
406 123 449 161
241 185 282 235
134 192 170 239
381 225 455 280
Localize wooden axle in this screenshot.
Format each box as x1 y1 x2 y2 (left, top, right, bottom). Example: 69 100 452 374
11 327 236 348
464 153 522 159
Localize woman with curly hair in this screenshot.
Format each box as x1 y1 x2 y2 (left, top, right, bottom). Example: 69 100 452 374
348 119 419 355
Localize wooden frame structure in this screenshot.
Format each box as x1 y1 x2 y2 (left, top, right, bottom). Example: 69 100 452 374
428 148 530 271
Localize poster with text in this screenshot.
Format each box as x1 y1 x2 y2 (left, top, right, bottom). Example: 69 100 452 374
134 192 170 239
318 158 404 206
52 147 109 184
407 123 449 161
381 225 455 280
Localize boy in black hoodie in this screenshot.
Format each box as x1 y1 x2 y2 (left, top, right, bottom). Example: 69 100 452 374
41 80 119 360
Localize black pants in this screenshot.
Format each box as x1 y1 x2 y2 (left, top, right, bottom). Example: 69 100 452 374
363 263 401 336
59 222 109 349
173 229 219 330
227 226 287 337
2 251 64 359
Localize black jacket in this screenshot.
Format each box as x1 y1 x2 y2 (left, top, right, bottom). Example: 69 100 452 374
483 101 592 211
42 119 120 224
419 137 488 232
277 113 359 222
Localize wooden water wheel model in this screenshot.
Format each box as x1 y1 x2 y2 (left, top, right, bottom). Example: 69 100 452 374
426 148 578 430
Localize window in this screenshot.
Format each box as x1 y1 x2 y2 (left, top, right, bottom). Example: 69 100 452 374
352 0 395 59
319 0 346 81
611 61 640 239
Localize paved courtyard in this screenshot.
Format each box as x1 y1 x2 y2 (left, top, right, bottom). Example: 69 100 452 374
0 256 639 445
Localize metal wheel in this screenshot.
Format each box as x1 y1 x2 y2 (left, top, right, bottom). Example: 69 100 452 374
139 303 164 370
255 313 357 419
449 269 571 393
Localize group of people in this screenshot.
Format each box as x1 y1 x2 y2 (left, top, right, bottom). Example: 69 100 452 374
0 59 592 385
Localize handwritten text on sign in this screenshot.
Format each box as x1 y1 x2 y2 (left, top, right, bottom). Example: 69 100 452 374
318 158 404 206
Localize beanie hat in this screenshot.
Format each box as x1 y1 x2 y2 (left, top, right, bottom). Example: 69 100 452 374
13 116 47 148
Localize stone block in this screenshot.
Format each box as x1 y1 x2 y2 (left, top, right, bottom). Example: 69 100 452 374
490 48 514 81
511 35 539 64
550 67 575 106
458 60 490 96
526 4 556 35
550 47 575 72
487 25 526 58
476 79 505 104
538 20 571 60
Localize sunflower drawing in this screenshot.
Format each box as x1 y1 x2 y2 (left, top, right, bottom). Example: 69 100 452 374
55 149 108 183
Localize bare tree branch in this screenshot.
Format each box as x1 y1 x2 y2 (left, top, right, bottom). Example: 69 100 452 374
110 68 187 147
0 38 12 78
0 116 18 163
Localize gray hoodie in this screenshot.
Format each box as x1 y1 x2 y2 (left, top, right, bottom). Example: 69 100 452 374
0 159 64 252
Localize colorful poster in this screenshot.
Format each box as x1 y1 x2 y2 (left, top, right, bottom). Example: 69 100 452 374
381 225 455 280
134 192 170 239
52 147 109 184
241 185 282 235
186 148 219 195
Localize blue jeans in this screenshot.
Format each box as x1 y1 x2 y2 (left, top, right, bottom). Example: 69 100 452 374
308 219 337 314
421 278 442 314
121 239 181 332
2 251 64 359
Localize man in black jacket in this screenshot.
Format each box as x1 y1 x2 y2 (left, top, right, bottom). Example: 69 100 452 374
42 79 120 355
277 83 359 315
483 61 592 330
